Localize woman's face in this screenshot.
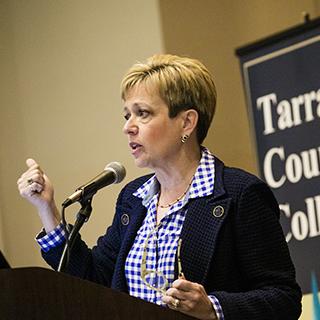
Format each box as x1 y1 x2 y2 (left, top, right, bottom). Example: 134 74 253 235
123 82 184 171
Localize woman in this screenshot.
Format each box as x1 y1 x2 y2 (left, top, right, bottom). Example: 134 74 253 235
18 54 301 320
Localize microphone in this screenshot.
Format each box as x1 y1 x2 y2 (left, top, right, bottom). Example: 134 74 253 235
62 162 126 207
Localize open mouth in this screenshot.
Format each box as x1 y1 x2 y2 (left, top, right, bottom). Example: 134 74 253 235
130 142 142 150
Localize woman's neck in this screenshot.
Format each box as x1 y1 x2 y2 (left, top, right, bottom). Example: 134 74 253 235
156 166 197 224
155 147 201 214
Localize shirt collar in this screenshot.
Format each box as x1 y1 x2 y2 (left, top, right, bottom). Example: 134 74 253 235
133 146 215 207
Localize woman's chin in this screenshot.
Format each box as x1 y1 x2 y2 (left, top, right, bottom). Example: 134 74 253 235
134 158 148 169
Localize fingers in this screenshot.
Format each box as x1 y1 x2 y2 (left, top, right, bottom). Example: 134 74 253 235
27 181 43 194
26 158 37 168
162 294 182 311
163 279 188 310
163 280 217 319
17 159 45 198
171 278 193 291
18 178 43 199
17 159 61 232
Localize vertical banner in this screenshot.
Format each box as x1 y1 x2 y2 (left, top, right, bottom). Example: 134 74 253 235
236 18 320 299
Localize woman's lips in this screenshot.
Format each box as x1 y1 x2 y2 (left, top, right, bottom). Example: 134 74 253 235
129 142 142 155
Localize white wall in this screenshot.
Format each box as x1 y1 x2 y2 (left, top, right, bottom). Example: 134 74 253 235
0 0 163 267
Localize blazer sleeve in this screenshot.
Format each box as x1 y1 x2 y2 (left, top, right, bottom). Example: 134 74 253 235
41 186 127 287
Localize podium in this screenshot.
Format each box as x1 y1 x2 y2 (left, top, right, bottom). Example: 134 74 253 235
0 267 198 320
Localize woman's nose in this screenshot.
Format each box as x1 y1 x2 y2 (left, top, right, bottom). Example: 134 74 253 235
123 117 137 135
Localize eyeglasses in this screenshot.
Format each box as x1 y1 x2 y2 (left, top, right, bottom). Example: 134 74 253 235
140 224 183 295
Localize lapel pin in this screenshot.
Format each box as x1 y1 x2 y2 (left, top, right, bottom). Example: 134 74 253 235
213 206 224 218
121 214 130 226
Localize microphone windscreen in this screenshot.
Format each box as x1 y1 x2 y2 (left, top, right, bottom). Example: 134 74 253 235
105 162 126 184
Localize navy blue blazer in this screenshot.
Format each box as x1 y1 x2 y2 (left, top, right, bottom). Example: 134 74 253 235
43 157 301 319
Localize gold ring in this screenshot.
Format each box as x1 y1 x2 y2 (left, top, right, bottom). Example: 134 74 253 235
172 299 179 308
29 185 35 192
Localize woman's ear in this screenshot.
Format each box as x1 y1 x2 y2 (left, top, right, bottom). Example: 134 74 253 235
182 109 198 135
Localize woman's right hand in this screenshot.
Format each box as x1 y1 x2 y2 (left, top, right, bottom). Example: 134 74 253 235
17 158 61 233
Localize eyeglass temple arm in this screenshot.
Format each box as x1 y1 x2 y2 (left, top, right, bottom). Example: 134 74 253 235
177 238 184 279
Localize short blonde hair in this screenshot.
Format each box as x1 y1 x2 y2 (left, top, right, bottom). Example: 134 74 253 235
120 54 217 144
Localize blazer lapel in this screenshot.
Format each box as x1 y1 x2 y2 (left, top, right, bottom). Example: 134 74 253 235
179 196 232 285
178 156 231 285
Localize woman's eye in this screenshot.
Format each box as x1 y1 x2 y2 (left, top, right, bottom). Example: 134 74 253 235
139 110 149 118
124 114 130 121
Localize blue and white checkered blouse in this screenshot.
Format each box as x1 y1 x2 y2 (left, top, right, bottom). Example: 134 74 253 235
125 147 224 319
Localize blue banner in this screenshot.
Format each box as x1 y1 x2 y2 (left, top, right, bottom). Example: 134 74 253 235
236 19 320 295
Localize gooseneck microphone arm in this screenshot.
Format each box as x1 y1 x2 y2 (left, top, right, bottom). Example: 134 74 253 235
58 197 93 273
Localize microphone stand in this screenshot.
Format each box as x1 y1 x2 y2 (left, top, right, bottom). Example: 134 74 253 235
58 197 93 273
